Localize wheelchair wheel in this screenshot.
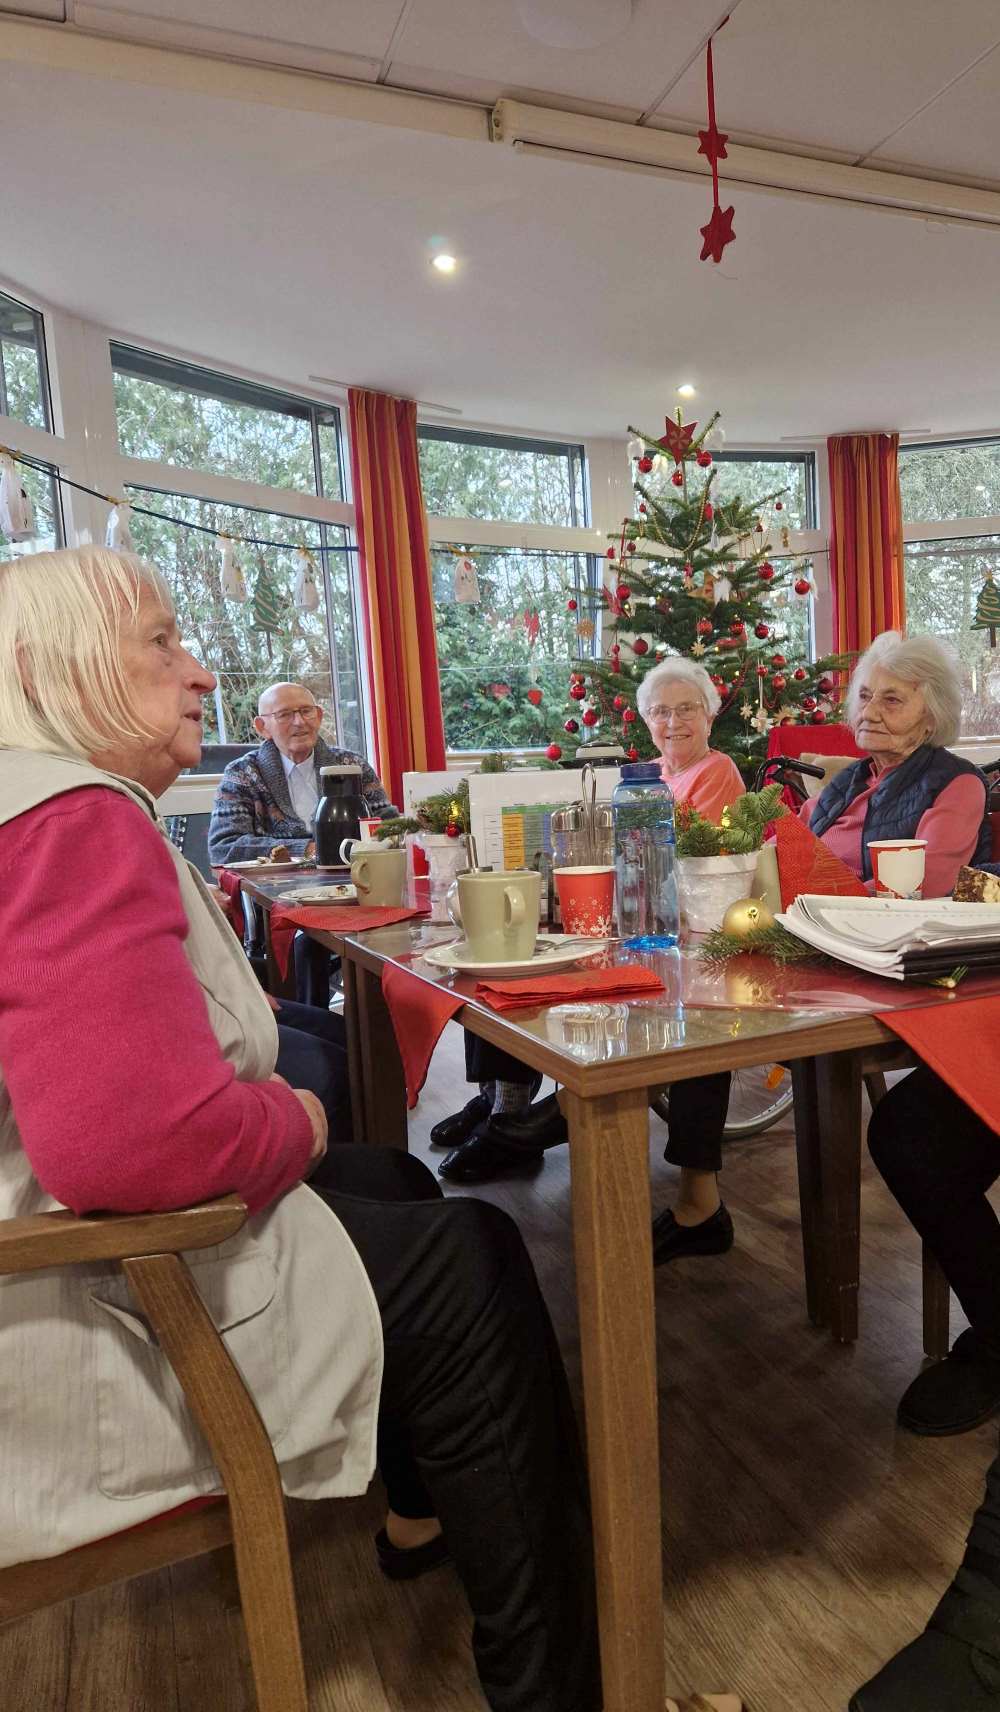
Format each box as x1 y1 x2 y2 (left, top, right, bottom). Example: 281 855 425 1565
650 1065 794 1141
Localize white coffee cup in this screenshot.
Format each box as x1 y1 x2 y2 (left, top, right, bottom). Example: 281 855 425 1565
869 839 927 899
340 835 378 865
350 844 407 907
447 869 541 962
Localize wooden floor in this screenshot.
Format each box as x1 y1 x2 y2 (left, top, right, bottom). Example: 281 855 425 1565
5 1024 997 1711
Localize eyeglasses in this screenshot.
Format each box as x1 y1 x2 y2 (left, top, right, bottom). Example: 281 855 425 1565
266 705 320 725
646 702 704 723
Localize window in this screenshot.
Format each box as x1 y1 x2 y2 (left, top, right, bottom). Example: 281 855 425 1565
0 458 62 562
418 427 587 526
641 451 815 532
0 290 51 431
126 488 363 751
904 535 1000 737
432 547 595 751
900 441 1000 525
112 345 344 499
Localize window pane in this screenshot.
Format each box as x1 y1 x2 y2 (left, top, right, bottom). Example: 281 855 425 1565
0 291 50 430
419 430 587 526
0 460 61 561
900 442 1000 525
112 345 343 498
640 454 813 532
125 487 363 751
904 534 1000 736
433 547 593 750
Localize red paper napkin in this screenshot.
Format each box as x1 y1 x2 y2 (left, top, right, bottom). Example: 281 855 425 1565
270 903 427 980
216 868 246 942
475 963 665 1013
877 995 1000 1138
772 816 868 910
381 963 464 1108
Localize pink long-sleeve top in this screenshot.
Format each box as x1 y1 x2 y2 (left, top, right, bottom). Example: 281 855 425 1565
660 749 746 821
0 787 314 1216
800 765 985 898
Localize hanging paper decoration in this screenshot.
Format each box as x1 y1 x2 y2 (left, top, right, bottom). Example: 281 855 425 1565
218 536 248 603
252 565 283 658
453 554 480 604
713 575 732 604
973 569 1000 647
292 546 320 614
523 609 541 645
0 453 36 542
698 30 735 264
105 501 134 552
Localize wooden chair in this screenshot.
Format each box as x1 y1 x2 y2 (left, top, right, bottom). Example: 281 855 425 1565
0 1198 308 1712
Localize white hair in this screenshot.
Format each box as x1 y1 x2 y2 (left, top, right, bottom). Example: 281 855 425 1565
636 655 721 721
0 545 173 758
845 630 963 748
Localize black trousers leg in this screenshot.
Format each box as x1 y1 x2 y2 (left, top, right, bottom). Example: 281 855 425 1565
868 1067 1000 1350
313 1147 599 1712
274 1004 352 1152
662 1071 732 1172
292 931 332 1008
464 1030 544 1088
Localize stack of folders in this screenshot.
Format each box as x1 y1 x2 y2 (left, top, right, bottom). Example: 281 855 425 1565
776 895 1000 980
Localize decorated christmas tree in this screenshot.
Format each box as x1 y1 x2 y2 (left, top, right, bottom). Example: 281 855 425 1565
547 410 853 775
972 569 1000 647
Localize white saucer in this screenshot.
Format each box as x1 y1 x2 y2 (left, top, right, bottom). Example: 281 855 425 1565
225 858 312 874
420 936 611 978
276 883 357 903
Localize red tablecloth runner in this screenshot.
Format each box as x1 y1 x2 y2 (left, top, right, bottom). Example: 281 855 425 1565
475 963 666 1012
876 994 1000 1138
381 963 464 1108
217 868 246 941
270 903 427 979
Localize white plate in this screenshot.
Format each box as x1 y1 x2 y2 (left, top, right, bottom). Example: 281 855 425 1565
276 883 356 903
225 858 313 874
420 936 611 977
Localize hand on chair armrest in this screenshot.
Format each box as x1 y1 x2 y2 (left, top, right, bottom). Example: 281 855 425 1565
0 1196 248 1276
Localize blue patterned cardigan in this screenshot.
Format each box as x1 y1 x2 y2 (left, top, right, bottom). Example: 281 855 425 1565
207 737 395 865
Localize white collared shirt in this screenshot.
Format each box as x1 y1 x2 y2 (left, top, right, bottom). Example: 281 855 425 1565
281 751 319 831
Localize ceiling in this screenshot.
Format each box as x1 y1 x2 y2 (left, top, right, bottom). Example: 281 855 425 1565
2 0 1000 442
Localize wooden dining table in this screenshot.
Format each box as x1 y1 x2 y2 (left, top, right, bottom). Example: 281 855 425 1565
240 870 1000 1712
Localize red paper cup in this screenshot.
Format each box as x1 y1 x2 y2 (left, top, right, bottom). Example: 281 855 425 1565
554 865 616 936
868 838 927 899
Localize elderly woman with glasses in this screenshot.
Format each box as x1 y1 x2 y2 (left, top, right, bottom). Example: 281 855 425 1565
636 656 746 821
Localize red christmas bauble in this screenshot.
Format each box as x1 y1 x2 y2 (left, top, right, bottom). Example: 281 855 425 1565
775 500 784 511
612 695 625 710
622 708 637 724
704 503 714 520
616 584 631 601
627 746 639 761
794 578 812 596
758 563 775 582
771 653 787 667
683 562 695 578
817 675 834 695
696 618 713 636
772 674 787 692
567 598 578 612
627 541 636 554
632 637 649 656
606 547 616 559
545 743 563 760
696 450 712 468
811 708 827 724
802 695 817 711
582 708 599 727
569 682 586 701
710 674 724 687
754 622 770 639
671 469 684 488
527 688 543 706
729 621 746 637
756 665 769 678
637 455 653 473
793 667 806 681
638 502 647 514
445 822 461 838
564 718 579 733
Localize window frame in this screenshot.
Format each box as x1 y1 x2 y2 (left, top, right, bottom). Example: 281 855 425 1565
706 448 817 530
418 422 590 530
0 287 53 434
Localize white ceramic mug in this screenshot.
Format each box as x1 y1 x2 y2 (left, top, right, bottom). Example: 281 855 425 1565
868 839 927 900
350 845 407 907
340 835 378 865
447 869 541 962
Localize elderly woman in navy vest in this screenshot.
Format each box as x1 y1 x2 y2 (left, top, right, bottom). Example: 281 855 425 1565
801 629 990 894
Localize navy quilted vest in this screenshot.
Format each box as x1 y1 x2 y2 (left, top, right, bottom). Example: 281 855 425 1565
808 744 990 882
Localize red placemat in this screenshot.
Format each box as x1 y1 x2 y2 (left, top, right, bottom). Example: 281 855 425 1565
216 868 246 941
381 963 463 1108
270 903 427 979
877 994 1000 1138
772 816 868 910
475 963 665 1013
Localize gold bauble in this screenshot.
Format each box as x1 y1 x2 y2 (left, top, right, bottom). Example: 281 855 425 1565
721 895 776 937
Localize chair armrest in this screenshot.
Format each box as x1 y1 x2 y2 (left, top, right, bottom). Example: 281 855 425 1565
0 1197 248 1276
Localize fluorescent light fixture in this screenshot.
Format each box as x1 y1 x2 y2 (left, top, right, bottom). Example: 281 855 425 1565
432 253 458 274
677 383 696 398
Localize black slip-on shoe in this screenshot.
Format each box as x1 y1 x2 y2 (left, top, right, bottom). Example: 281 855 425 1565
487 1092 569 1150
438 1124 545 1184
652 1203 735 1267
429 1093 492 1150
374 1527 451 1581
898 1328 1000 1437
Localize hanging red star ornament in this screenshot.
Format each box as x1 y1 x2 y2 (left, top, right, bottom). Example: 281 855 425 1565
658 416 696 463
698 33 735 265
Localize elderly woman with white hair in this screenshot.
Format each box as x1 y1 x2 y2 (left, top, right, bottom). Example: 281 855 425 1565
0 546 603 1712
801 629 990 894
636 655 746 821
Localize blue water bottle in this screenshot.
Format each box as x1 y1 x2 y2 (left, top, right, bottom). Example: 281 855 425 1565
612 765 680 950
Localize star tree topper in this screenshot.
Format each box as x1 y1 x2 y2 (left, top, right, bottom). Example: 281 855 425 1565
658 416 697 462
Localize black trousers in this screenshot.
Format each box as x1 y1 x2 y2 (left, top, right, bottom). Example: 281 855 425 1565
868 1066 1000 1352
274 1000 352 1149
464 1031 544 1087
292 932 333 1008
660 1072 732 1173
313 1146 599 1712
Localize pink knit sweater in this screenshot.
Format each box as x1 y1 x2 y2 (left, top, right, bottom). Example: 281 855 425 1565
0 788 313 1216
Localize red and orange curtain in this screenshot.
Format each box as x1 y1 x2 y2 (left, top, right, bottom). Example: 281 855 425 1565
827 432 906 652
347 389 446 807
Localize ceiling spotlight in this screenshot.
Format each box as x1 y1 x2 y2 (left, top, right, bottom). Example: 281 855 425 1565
432 253 458 275
677 383 696 398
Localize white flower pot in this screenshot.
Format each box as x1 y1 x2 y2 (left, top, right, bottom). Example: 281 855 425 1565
676 852 762 934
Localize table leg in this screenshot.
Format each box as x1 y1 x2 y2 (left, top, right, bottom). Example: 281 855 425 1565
354 962 408 1151
814 1050 864 1345
564 1086 664 1712
340 958 368 1149
791 1058 827 1329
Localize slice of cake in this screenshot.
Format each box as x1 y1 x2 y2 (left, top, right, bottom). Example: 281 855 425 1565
952 865 1000 902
